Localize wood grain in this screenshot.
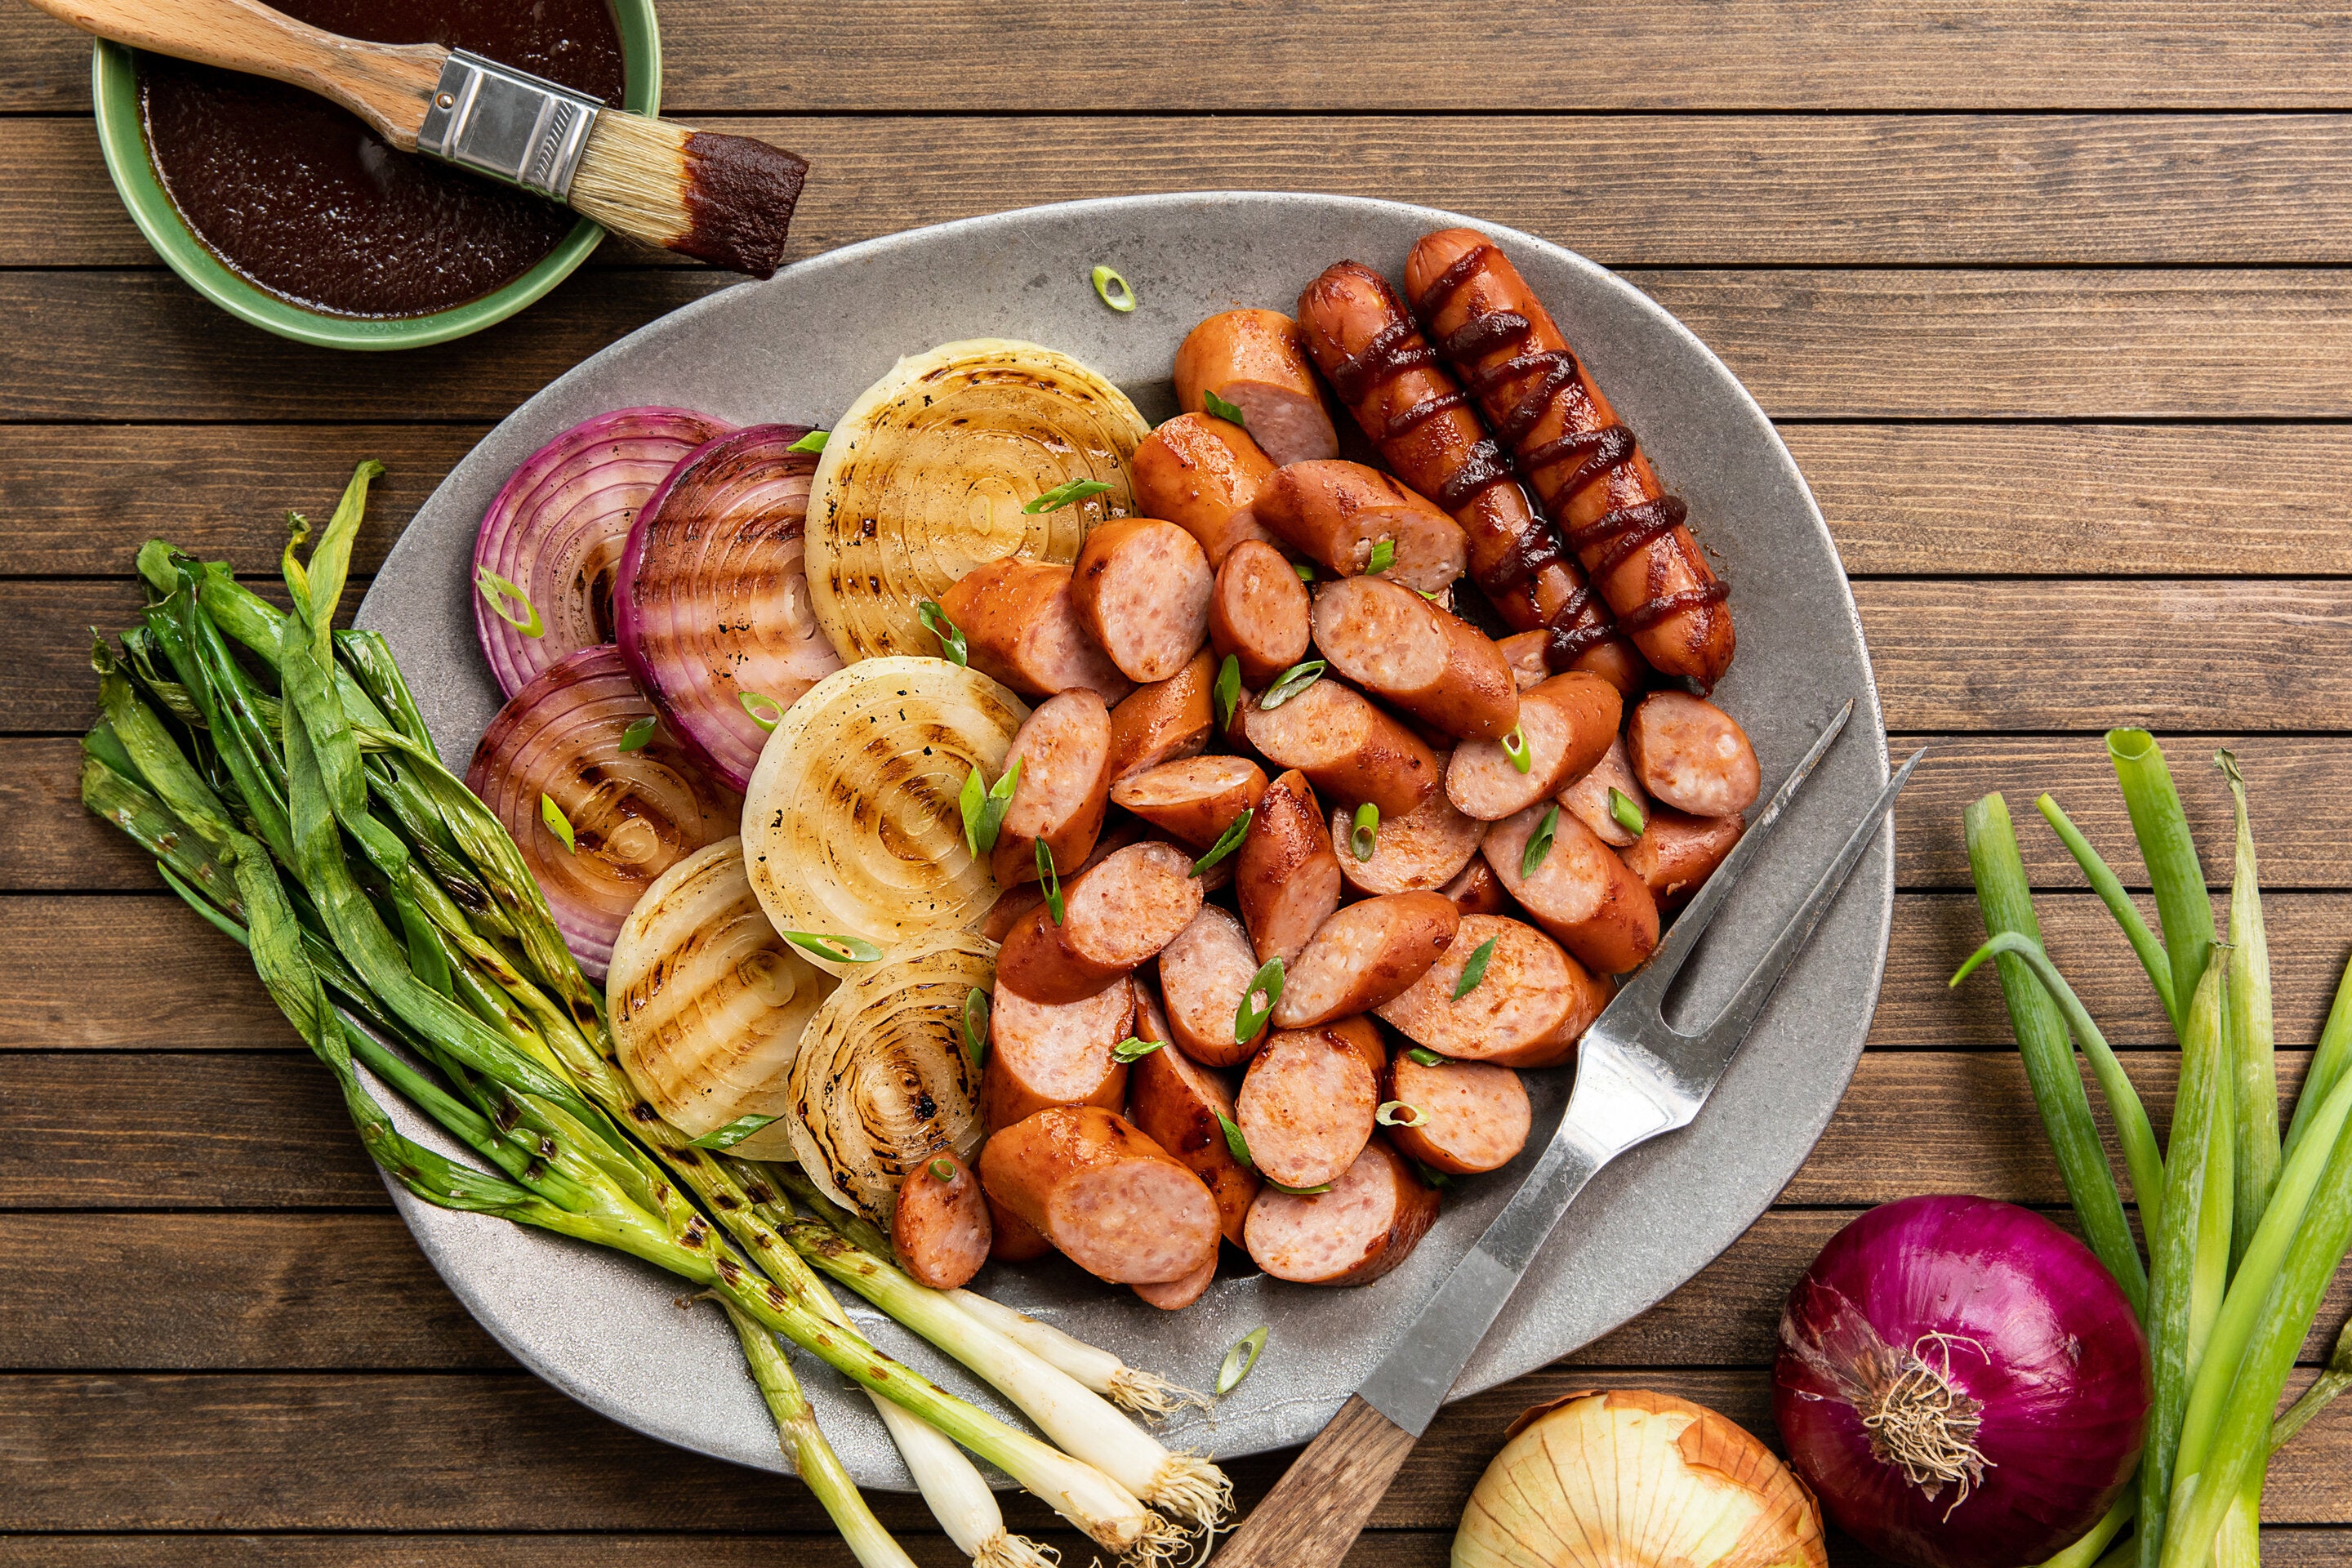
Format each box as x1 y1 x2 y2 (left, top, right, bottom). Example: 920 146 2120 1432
1213 1394 1417 1568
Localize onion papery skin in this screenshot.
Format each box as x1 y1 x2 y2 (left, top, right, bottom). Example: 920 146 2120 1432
1772 1195 2149 1568
1454 1388 1827 1568
474 406 733 697
785 928 994 1225
617 423 846 791
608 836 836 1162
465 645 744 980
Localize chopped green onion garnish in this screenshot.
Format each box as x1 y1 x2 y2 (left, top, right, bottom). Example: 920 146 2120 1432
539 793 577 853
475 567 544 638
1419 588 1445 602
1500 723 1532 775
786 430 829 454
1264 1178 1334 1196
1202 389 1247 426
1520 805 1561 880
963 987 991 1067
739 690 786 733
1608 787 1646 836
1293 561 1316 582
1413 1160 1454 1188
1376 1101 1428 1129
1191 808 1252 876
617 715 658 752
960 758 1021 858
1365 539 1396 576
1090 265 1137 313
1111 1036 1163 1063
782 931 884 964
1217 1111 1253 1166
1258 659 1326 710
929 1157 956 1182
1452 936 1498 1000
1024 478 1115 515
688 1113 779 1150
1214 653 1242 729
916 599 968 666
1218 1325 1267 1396
1350 802 1379 862
1234 956 1283 1042
1405 1045 1446 1067
1037 840 1064 924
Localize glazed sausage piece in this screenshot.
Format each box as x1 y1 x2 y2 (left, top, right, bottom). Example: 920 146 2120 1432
1130 413 1278 569
1439 858 1517 920
1209 538 1313 687
1236 768 1344 966
1133 1253 1217 1311
987 1187 1054 1263
1156 904 1271 1067
1557 733 1648 849
1245 1135 1440 1287
1620 807 1745 907
980 883 1047 943
1335 764 1486 896
1383 1052 1530 1175
1494 630 1552 692
1627 691 1760 818
1106 648 1215 781
984 975 1134 1131
1296 259 1642 695
1376 913 1610 1069
996 841 1205 1004
989 690 1115 887
1112 755 1267 850
1446 671 1622 822
1174 310 1340 466
937 558 1131 705
1239 676 1441 819
1071 519 1214 684
1311 575 1519 742
1129 1027 1260 1245
1252 460 1468 594
1272 893 1459 1028
979 1105 1222 1285
1406 229 1734 689
1236 1017 1384 1190
891 1154 993 1289
1484 803 1659 975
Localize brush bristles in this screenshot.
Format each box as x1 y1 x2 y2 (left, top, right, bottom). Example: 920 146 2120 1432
570 112 807 280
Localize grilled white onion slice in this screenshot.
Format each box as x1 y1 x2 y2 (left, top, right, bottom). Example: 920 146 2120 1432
742 657 1028 977
806 338 1151 663
785 928 995 1224
606 837 835 1161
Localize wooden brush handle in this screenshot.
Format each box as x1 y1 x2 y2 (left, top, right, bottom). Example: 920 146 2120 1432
24 0 446 147
1213 1395 1419 1568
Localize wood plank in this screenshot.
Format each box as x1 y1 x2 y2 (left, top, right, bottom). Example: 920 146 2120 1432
24 114 2352 271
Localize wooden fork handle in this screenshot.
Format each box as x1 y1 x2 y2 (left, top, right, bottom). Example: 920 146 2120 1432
23 0 446 147
1214 1395 1419 1568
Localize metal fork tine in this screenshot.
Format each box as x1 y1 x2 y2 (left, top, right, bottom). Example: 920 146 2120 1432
1611 698 1855 1013
1690 744 1925 1050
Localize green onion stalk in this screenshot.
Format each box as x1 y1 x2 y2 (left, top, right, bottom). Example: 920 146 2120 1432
2107 730 2215 1022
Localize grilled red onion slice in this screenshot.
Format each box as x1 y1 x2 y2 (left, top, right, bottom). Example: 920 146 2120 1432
464 645 743 979
616 423 845 790
473 407 733 697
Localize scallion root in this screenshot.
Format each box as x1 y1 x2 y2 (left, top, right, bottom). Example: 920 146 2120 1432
974 1530 1061 1568
1141 1452 1234 1536
1118 1508 1196 1568
1108 1365 1212 1421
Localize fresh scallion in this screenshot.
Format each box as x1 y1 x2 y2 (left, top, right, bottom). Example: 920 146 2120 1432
1375 1101 1428 1129
1413 1160 1454 1188
963 987 990 1067
1111 1036 1162 1063
474 567 545 638
1202 390 1246 426
1263 1178 1333 1196
783 931 885 964
915 599 968 666
1258 659 1326 710
1024 478 1113 515
2109 728 2216 1021
1519 806 1560 879
1349 802 1379 862
1293 561 1314 582
2217 751 2281 1259
617 715 658 752
1405 1045 1446 1067
1607 786 1646 837
1214 654 1241 729
786 430 829 454
2037 791 2179 1032
1501 723 1533 775
1217 1112 1252 1166
1452 937 1497 1000
1365 539 1396 576
1089 265 1136 313
1218 1327 1267 1395
1189 808 1251 876
739 690 787 732
1233 958 1283 1041
929 1157 956 1182
689 1113 781 1151
960 759 1021 859
1036 841 1064 924
539 793 577 853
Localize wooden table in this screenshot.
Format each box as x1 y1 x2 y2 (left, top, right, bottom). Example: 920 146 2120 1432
7 4 2352 1561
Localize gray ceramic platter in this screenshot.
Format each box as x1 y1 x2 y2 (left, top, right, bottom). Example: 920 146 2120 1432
355 191 1890 1488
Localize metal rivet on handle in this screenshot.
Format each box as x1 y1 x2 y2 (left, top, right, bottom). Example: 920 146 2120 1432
436 92 455 109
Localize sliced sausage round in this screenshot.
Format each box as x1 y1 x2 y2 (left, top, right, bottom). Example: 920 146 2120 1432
936 558 1130 705
1375 913 1610 1070
978 1105 1221 1285
1557 733 1648 849
1158 904 1272 1068
1439 858 1517 920
1071 519 1214 684
990 690 1115 886
1311 575 1518 742
1112 755 1267 850
1210 538 1313 687
1132 1252 1217 1310
1627 692 1760 818
1235 1017 1383 1190
1483 804 1659 975
1446 670 1621 822
1494 629 1552 692
1106 647 1215 782
891 1153 992 1289
1620 807 1745 907
984 974 1134 1131
1241 676 1441 819
996 841 1205 1004
980 883 1047 943
1253 461 1468 594
1128 1030 1259 1245
1381 1053 1530 1175
987 1187 1054 1263
1236 768 1343 966
1336 765 1486 896
1272 893 1459 1028
1174 309 1339 467
1245 1135 1439 1287
1130 413 1277 569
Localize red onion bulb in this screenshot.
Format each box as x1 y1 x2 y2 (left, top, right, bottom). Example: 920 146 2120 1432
1773 1194 2149 1568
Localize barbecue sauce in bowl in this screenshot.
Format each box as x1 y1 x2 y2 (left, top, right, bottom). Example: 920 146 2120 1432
137 0 626 320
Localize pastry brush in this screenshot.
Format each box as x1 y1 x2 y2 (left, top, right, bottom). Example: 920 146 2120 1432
26 0 808 277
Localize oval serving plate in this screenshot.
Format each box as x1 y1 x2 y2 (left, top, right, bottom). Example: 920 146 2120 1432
355 192 1891 1487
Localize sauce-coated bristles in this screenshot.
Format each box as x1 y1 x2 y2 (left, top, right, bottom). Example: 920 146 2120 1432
571 112 807 278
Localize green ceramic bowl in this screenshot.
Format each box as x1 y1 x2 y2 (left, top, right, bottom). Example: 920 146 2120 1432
90 4 661 351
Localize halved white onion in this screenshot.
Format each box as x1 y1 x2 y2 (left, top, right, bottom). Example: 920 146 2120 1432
805 338 1150 664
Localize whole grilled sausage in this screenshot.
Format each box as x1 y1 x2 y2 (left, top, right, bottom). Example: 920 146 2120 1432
1296 261 1642 693
1405 229 1734 688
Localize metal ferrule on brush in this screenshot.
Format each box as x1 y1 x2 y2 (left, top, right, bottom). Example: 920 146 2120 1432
415 51 603 201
